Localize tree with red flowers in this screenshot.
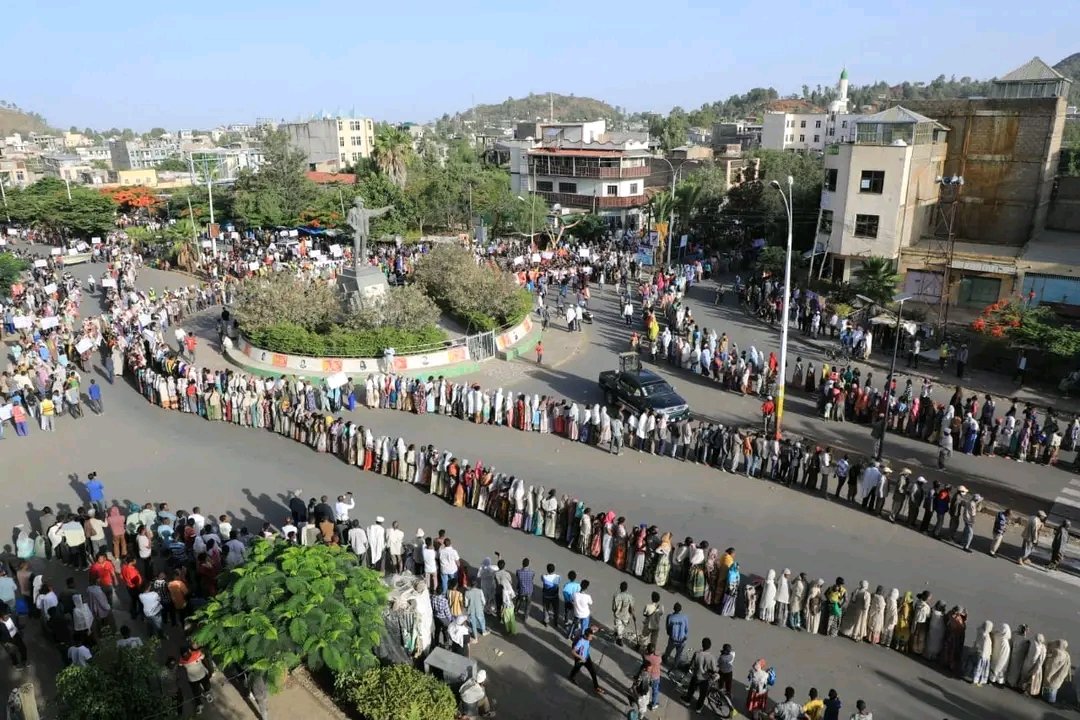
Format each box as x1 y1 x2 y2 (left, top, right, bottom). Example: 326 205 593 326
971 298 1080 356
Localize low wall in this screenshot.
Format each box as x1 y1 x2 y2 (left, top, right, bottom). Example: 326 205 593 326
232 314 536 377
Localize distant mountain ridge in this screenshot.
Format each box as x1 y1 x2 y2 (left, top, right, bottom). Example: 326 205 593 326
451 92 623 125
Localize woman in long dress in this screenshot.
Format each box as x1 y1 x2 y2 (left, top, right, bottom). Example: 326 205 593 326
1020 633 1047 696
840 580 870 641
745 659 770 714
721 561 740 618
600 512 615 562
970 620 994 686
925 602 947 661
542 491 559 539
1006 625 1030 689
686 543 707 601
576 509 592 554
881 589 899 647
893 592 914 652
631 525 648 576
757 570 777 624
612 518 628 571
1041 639 1072 704
804 579 824 635
866 586 886 644
653 532 672 587
988 623 1012 686
910 592 932 655
941 606 967 673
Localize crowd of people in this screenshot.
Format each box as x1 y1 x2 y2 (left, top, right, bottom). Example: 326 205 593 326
116 324 1077 712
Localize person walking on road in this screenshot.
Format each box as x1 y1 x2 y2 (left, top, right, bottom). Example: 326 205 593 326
611 581 635 647
535 341 544 365
567 626 604 695
989 508 1011 557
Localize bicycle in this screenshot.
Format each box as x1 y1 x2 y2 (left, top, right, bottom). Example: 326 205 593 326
825 345 852 363
704 683 739 718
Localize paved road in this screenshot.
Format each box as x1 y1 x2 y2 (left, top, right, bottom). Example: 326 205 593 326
5 259 1078 718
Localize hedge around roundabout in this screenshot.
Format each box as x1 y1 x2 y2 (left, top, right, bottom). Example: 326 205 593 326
244 322 450 358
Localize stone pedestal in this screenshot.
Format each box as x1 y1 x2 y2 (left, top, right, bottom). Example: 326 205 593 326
337 266 389 310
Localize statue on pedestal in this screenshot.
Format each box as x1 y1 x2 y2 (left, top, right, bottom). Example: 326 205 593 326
346 196 392 273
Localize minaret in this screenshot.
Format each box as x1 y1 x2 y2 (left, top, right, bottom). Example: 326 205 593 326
829 68 851 115
839 68 849 108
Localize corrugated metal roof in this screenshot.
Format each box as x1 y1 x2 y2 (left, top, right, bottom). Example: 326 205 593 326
998 57 1066 83
860 105 938 125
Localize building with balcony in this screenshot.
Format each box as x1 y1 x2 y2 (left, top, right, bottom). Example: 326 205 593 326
281 116 374 173
816 106 948 281
512 120 652 227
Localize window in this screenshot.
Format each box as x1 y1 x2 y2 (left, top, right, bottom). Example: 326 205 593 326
815 120 822 128
828 128 835 137
859 170 885 194
339 137 345 147
842 120 848 128
607 184 618 196
819 209 834 234
854 214 880 238
814 135 820 143
824 168 838 192
799 134 805 142
787 120 793 128
340 153 346 163
558 182 577 193
537 180 554 192
352 152 360 161
800 120 806 128
629 182 639 194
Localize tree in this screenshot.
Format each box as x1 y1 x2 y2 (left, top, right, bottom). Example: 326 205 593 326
334 665 457 720
373 125 413 189
155 157 190 172
6 178 116 238
345 284 440 333
852 256 900 304
103 185 159 212
413 244 530 330
232 273 343 334
54 637 167 720
0 253 29 295
232 129 317 227
972 300 1080 357
755 246 788 275
194 541 387 691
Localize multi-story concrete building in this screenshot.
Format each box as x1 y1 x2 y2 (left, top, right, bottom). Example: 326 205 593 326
75 145 112 168
897 57 1074 310
109 140 181 170
762 70 860 152
41 153 95 182
281 116 375 172
511 120 652 228
187 147 265 180
815 106 949 281
711 120 762 152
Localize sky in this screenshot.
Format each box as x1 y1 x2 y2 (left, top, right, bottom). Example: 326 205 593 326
7 0 1078 131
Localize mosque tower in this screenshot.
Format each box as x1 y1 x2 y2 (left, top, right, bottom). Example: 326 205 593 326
829 68 851 114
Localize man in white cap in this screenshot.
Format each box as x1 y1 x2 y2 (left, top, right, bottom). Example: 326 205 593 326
960 493 983 552
458 669 492 716
1019 510 1047 565
368 517 386 572
412 529 425 574
949 486 970 540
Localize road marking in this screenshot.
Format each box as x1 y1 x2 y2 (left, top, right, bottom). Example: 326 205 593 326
1049 477 1080 525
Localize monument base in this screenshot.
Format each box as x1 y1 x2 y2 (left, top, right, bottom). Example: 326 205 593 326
337 267 389 310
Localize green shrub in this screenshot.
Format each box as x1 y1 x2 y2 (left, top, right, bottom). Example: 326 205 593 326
247 322 448 357
334 665 458 720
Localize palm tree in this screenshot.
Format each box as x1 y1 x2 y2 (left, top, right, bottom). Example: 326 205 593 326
372 126 412 189
675 181 703 236
853 256 901 304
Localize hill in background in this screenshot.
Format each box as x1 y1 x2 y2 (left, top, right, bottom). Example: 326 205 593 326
1052 53 1080 106
0 103 53 137
452 92 623 125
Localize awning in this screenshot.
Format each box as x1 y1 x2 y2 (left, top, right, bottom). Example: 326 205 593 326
870 314 917 335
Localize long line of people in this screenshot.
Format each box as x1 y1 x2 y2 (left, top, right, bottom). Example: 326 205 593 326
120 331 1077 710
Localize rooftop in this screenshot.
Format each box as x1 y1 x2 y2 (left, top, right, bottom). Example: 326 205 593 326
998 57 1068 83
305 171 356 184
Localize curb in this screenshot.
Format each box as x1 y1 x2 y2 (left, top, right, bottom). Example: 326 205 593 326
221 343 483 380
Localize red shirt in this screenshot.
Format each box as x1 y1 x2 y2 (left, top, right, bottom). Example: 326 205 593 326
120 564 142 590
89 559 116 587
762 400 775 416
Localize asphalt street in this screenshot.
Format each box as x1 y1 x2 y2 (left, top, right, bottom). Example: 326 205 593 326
4 257 1078 718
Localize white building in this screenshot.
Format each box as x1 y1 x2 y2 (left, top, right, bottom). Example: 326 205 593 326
507 120 652 228
281 116 375 172
762 69 860 152
816 106 948 280
187 147 265 180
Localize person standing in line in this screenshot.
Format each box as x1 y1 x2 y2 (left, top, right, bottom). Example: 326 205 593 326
567 627 605 695
561 571 581 630
661 602 689 668
959 493 983 552
421 537 437 593
1019 510 1046 566
540 564 561 627
464 581 487 641
770 686 807 719
514 558 535 626
822 689 842 720
386 521 404 573
611 581 635 647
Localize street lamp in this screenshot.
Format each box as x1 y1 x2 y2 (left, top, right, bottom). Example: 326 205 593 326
861 293 914 461
653 157 700 268
769 175 795 435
